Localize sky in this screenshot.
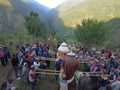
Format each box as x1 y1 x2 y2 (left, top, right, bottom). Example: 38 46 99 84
35 0 66 8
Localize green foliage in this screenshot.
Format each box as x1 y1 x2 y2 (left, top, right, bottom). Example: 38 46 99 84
74 19 109 46
24 11 47 38
50 29 56 37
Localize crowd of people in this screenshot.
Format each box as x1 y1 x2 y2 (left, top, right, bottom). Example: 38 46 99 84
0 41 120 90
68 42 120 90
0 41 52 90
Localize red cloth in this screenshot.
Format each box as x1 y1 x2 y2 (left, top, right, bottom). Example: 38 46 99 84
26 53 31 61
91 64 96 72
0 50 4 57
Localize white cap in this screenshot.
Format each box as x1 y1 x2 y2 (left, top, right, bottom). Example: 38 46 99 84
67 51 76 56
96 59 99 63
58 42 69 53
23 63 27 65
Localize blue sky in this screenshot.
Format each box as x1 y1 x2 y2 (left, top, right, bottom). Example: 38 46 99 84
35 0 66 8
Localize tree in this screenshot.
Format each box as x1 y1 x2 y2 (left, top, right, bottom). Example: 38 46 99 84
24 11 47 38
74 19 109 46
50 29 56 37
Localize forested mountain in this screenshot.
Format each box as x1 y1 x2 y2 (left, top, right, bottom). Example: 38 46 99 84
0 0 120 47
47 0 86 33
48 0 120 47
0 0 48 32
1 0 120 32
49 0 120 32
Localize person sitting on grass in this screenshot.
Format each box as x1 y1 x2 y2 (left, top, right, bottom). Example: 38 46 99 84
6 79 16 90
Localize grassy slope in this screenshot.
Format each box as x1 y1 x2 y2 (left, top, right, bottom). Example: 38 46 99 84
59 0 120 27
56 0 86 13
48 0 86 33
49 0 120 31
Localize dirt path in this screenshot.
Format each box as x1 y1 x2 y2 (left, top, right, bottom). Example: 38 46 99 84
0 61 58 90
0 62 15 86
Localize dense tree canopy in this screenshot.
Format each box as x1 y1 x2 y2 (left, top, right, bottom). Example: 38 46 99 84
74 19 109 46
24 11 47 38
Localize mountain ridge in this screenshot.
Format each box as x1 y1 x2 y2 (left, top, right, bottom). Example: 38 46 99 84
0 0 49 32
49 0 120 31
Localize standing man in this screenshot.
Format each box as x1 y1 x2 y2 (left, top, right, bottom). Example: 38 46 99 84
11 54 20 80
55 56 62 80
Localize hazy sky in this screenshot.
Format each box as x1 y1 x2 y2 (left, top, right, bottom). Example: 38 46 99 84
35 0 66 8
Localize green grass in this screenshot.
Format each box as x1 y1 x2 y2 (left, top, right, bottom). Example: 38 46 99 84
16 76 59 90
15 62 59 90
0 60 59 90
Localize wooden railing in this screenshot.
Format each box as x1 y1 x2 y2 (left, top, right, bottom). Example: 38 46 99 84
35 69 110 77
38 57 90 63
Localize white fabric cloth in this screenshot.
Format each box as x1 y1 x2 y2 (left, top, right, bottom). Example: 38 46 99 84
34 61 40 70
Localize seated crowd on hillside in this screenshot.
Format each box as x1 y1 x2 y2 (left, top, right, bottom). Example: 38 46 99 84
0 41 120 90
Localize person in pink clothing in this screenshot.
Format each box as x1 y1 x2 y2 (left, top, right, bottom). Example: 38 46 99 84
29 65 36 90
0 46 5 66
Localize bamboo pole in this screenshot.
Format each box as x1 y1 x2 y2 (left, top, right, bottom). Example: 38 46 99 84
37 69 60 73
35 72 59 75
38 57 91 63
37 69 102 74
35 71 110 77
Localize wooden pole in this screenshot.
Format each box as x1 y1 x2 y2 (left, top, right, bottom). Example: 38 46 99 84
37 69 60 73
35 71 110 77
37 69 104 75
35 72 59 75
38 57 91 63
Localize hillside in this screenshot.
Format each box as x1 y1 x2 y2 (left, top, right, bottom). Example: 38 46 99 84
0 0 48 32
58 0 120 27
50 0 120 28
49 0 120 30
56 0 86 13
47 0 86 33
0 0 120 47
49 0 120 47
